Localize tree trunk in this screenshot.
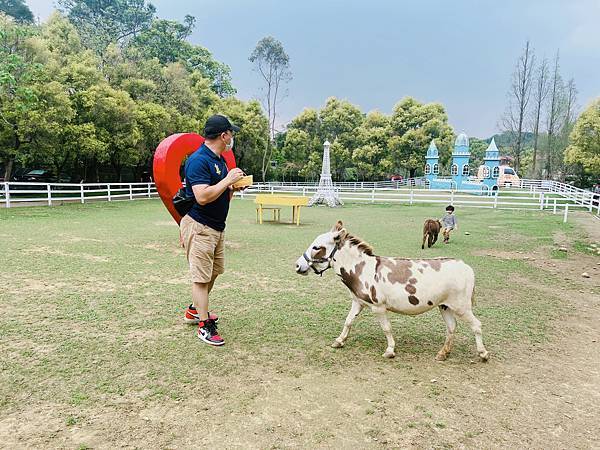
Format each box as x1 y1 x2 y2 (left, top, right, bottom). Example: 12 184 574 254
3 158 14 181
261 140 271 181
409 168 416 179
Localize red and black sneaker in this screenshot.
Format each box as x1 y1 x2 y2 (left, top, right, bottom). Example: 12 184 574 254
184 304 218 324
197 319 224 346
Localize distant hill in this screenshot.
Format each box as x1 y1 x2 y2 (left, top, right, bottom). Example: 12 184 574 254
485 131 535 149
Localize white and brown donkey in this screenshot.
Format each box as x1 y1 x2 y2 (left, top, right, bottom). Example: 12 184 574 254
295 221 489 361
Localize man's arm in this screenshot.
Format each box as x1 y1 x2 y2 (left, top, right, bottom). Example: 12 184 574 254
192 168 244 205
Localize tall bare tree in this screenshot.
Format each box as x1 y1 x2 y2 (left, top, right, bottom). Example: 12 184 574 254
544 51 565 178
562 78 578 131
249 36 292 181
558 78 578 180
502 41 535 172
530 57 550 176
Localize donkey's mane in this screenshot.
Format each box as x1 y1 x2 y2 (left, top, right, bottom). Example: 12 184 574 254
342 233 375 256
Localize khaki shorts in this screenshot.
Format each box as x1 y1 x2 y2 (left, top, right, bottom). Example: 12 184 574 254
180 215 225 283
442 226 454 237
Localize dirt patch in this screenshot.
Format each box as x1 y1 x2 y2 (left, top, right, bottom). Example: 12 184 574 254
153 220 178 227
1 299 599 450
23 246 109 263
2 278 70 296
473 246 599 291
58 236 104 243
225 240 243 249
572 211 600 242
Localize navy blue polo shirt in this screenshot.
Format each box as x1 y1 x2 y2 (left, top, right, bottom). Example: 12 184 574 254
184 144 230 231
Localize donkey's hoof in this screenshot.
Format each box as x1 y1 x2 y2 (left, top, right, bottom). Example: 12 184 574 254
331 340 344 348
383 350 396 359
479 350 489 362
435 352 448 361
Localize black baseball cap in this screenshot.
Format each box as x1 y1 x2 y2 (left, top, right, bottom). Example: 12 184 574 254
203 114 240 137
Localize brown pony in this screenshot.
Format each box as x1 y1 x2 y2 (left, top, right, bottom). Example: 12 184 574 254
422 219 442 249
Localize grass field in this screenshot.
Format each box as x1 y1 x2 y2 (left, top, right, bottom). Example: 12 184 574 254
1 199 598 448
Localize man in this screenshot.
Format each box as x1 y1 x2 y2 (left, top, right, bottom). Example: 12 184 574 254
179 115 245 346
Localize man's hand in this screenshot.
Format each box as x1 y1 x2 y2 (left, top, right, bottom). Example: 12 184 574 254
225 168 245 186
230 185 249 192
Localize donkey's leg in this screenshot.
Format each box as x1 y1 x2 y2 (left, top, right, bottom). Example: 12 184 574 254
435 306 456 361
332 299 364 348
373 307 396 358
422 232 428 250
456 309 489 361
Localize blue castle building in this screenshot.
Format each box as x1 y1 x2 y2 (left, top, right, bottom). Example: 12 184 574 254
424 133 500 194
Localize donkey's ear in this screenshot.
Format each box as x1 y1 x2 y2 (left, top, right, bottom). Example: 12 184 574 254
332 220 344 232
333 228 347 241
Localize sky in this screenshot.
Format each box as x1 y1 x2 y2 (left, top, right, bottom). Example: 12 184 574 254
27 0 600 138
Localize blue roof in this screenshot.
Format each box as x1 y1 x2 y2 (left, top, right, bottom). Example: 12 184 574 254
485 138 500 159
455 133 469 147
426 140 439 157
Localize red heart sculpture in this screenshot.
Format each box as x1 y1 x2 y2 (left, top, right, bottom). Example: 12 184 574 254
153 133 237 224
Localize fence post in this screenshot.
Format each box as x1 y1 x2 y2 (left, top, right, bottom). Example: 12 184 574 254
450 190 454 205
4 182 10 208
539 192 544 210
553 198 557 214
302 187 306 196
80 184 85 204
47 184 52 206
588 193 593 212
563 204 569 223
129 184 133 200
371 188 375 203
108 184 112 201
410 189 414 205
493 193 498 209
147 183 151 198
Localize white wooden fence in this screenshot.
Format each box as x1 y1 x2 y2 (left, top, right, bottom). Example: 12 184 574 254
1 179 598 223
0 181 157 207
239 184 599 222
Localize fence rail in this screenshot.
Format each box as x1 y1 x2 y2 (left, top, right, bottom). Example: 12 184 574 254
1 179 598 222
0 181 158 207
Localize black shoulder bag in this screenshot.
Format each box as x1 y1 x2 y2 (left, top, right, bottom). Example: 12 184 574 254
172 187 195 216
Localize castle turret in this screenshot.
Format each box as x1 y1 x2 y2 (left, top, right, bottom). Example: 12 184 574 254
482 137 500 191
451 133 471 187
424 140 439 183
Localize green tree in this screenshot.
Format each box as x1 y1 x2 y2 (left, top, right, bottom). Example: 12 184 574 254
0 15 44 179
280 128 311 179
0 0 34 23
130 16 235 96
320 97 364 140
58 0 156 59
298 151 321 181
79 83 141 181
329 139 352 181
565 99 600 177
389 97 454 178
213 97 269 177
352 144 392 180
468 137 489 170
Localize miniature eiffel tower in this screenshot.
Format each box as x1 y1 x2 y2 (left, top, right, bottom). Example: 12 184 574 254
308 140 343 207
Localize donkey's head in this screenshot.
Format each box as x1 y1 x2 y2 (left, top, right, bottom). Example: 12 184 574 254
295 221 347 276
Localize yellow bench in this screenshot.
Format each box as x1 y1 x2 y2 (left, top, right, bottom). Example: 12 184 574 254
254 194 309 226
